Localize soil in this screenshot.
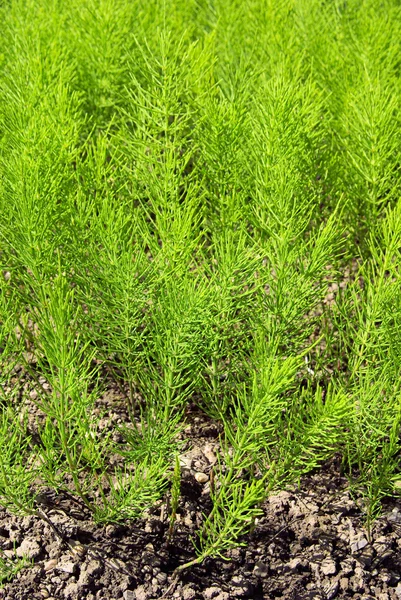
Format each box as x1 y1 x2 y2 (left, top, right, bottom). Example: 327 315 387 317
0 388 401 600
2 310 401 600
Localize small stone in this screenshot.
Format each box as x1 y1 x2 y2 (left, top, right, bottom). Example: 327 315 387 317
155 571 167 585
324 580 339 600
183 515 194 528
194 472 208 483
16 538 41 559
29 389 38 400
22 515 35 528
356 546 374 568
46 543 60 560
105 524 119 537
311 551 325 562
203 444 217 465
395 583 401 599
78 560 104 587
388 508 401 523
340 558 354 575
78 570 93 588
287 557 307 572
339 578 349 591
143 550 161 567
355 566 366 579
151 576 160 588
85 560 103 577
57 560 77 574
320 557 337 576
379 571 392 584
253 561 269 578
373 535 389 550
63 583 79 599
133 587 146 600
230 575 253 597
182 588 197 599
179 455 192 469
204 587 221 599
350 536 368 554
351 571 365 593
202 482 211 495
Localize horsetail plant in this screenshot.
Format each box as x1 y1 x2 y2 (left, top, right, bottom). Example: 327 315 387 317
0 0 400 584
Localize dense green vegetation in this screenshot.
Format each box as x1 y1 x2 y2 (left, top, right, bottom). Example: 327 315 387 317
0 0 400 575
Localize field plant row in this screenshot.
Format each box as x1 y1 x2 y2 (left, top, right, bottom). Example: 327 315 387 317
0 0 400 575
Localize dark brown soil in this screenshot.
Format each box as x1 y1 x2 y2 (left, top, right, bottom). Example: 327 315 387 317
1 373 401 599
1 428 401 599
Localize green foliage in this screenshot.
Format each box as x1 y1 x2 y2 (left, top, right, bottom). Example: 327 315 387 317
0 0 400 574
0 545 32 585
0 407 38 516
168 454 182 542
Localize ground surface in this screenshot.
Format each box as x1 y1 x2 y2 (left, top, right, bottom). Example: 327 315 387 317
0 393 400 600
